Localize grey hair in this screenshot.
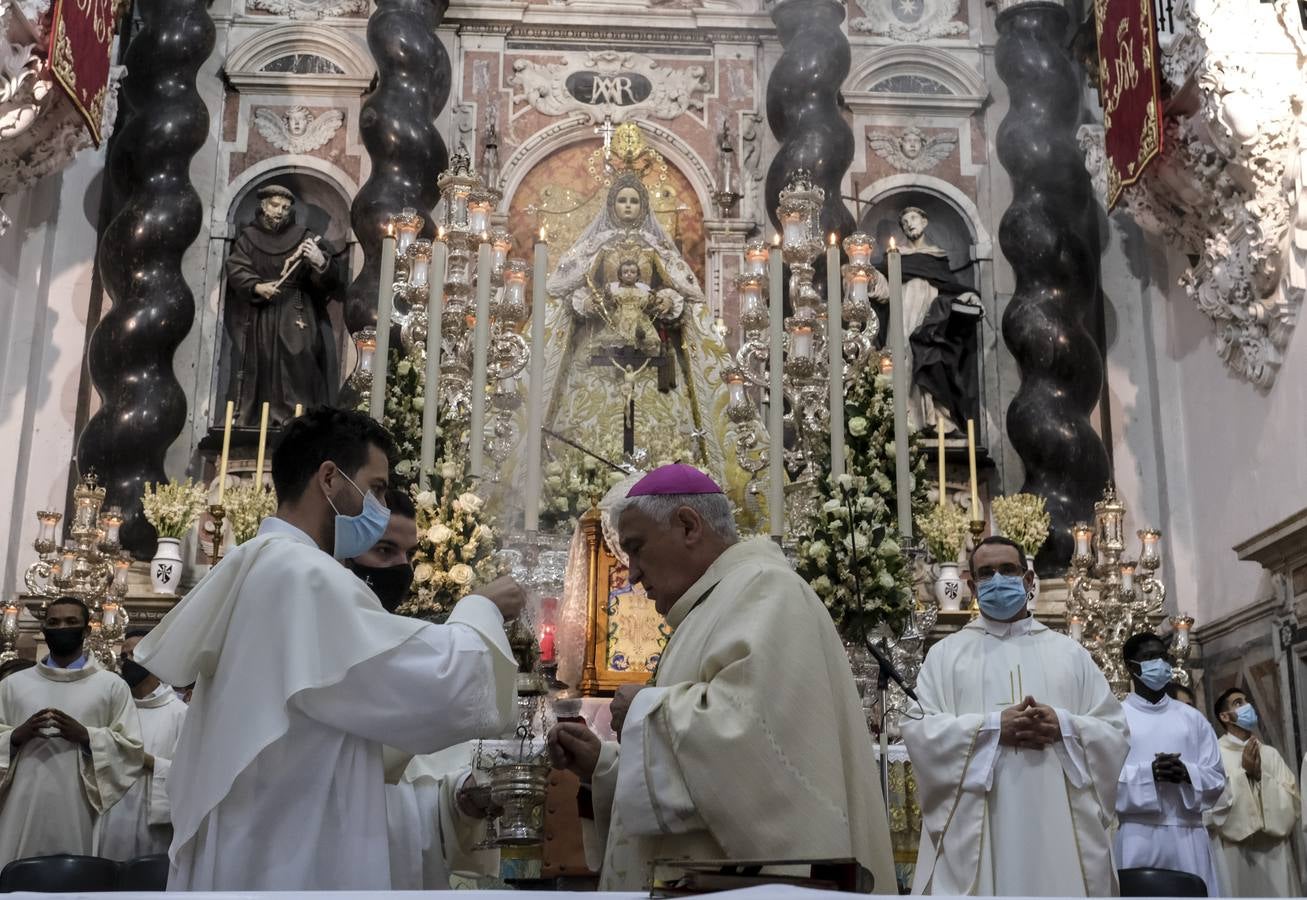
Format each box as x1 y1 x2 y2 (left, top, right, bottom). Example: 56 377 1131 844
612 492 739 543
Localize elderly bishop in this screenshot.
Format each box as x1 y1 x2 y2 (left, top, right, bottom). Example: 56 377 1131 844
902 537 1130 896
547 464 896 892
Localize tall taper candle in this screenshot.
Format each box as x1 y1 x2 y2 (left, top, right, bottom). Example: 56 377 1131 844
887 240 912 540
216 400 234 506
967 418 980 519
419 235 448 487
768 238 785 538
469 239 493 479
524 230 549 532
937 417 946 507
293 404 303 418
826 234 844 481
371 224 397 422
254 402 270 486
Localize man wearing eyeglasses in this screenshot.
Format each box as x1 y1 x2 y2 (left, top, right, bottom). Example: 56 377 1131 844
902 537 1129 896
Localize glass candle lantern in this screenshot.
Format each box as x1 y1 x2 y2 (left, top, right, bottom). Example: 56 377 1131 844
353 328 378 379
394 208 423 256
781 209 807 247
59 547 77 580
101 602 118 632
1068 614 1085 642
726 370 747 407
491 229 513 273
847 268 870 305
1138 529 1161 567
35 511 60 551
843 232 874 267
468 198 493 235
1119 560 1137 594
112 554 131 596
788 324 814 360
743 239 769 277
1073 524 1093 559
406 240 432 290
739 274 764 318
502 259 527 312
450 185 471 226
98 509 123 548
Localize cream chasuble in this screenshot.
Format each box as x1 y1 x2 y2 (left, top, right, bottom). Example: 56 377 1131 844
134 519 518 891
901 617 1128 896
385 742 497 889
1115 692 1226 894
96 682 188 860
1209 732 1300 896
0 657 144 865
587 538 897 893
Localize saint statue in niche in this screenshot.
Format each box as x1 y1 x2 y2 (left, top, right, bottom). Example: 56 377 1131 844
872 205 982 434
539 170 733 479
223 184 342 427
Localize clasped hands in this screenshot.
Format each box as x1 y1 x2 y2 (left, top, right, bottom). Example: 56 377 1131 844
11 708 89 749
998 696 1062 751
1151 752 1192 785
1240 737 1262 781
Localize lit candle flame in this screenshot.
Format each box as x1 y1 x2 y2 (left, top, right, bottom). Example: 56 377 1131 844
829 233 838 246
772 233 781 247
384 221 396 238
539 226 547 243
888 236 897 252
436 226 446 240
479 231 490 243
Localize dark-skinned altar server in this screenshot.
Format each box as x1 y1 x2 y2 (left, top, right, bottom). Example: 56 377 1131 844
547 464 896 892
135 408 521 890
902 537 1129 896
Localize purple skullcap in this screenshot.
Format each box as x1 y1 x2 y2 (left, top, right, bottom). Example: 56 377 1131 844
626 463 723 497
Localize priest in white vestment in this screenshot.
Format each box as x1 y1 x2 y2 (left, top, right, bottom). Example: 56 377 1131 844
901 537 1129 896
0 598 144 866
547 464 897 893
1115 632 1226 894
135 408 521 890
96 628 189 860
1208 687 1300 896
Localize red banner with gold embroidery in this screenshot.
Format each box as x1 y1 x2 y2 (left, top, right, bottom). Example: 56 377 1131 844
1094 0 1164 208
47 0 121 146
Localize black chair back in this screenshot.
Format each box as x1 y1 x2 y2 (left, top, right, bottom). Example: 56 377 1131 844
1119 866 1209 897
0 854 120 892
117 854 168 891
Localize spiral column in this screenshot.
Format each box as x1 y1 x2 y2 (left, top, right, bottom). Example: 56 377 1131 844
995 0 1110 574
77 0 214 559
764 0 855 239
346 0 450 332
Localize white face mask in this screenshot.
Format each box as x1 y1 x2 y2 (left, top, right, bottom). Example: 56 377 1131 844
323 469 391 560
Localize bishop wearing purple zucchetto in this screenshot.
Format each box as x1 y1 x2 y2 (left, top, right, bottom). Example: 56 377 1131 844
545 464 897 892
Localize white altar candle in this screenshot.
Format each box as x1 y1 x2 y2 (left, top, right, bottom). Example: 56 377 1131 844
967 419 980 520
826 235 844 481
216 399 234 506
371 224 397 423
768 238 784 538
419 234 447 487
524 231 548 533
254 402 269 486
887 240 911 540
469 239 493 479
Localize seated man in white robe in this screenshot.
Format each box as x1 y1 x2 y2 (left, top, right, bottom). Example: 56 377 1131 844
340 491 499 888
547 464 897 893
901 537 1129 896
96 627 189 860
0 597 143 866
135 407 522 890
1115 632 1226 894
1209 687 1300 896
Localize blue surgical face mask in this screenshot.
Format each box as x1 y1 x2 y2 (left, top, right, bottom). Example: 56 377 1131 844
1135 657 1173 691
976 573 1029 621
1234 703 1259 731
325 469 391 560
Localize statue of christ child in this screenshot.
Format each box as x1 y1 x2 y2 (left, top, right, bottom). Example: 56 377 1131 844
601 258 667 358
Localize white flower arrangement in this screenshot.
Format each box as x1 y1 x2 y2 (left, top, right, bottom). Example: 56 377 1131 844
992 492 1052 559
224 481 277 545
916 501 970 566
141 478 208 540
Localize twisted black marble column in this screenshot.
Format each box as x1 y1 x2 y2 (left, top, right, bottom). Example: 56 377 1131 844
764 0 855 239
346 0 449 332
77 0 214 559
995 0 1110 574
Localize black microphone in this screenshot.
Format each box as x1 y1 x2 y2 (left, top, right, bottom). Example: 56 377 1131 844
841 483 919 703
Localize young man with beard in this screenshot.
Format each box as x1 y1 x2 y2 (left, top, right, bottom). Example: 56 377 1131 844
224 183 340 426
0 597 143 865
96 626 189 860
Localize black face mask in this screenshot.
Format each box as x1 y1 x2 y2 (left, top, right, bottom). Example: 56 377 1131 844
119 659 152 689
42 627 85 659
348 561 415 613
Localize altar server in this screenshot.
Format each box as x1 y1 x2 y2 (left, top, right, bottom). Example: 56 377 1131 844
97 627 189 860
547 464 896 892
902 537 1129 896
135 407 521 890
1115 632 1226 894
0 597 143 866
1209 688 1300 896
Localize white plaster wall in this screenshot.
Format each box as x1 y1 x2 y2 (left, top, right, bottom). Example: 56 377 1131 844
0 151 105 599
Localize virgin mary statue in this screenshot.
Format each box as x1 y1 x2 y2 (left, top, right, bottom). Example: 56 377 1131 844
538 172 739 491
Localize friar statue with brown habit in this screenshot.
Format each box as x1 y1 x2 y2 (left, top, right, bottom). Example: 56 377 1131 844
223 184 341 427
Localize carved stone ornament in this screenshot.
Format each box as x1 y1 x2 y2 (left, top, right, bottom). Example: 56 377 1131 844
0 0 125 231
253 104 343 153
850 0 966 41
508 50 709 124
1083 0 1306 388
247 0 368 17
867 125 957 173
